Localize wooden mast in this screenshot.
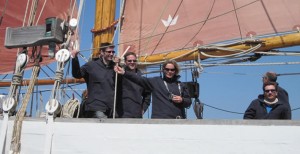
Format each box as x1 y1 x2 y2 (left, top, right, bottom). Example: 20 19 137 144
92 0 116 58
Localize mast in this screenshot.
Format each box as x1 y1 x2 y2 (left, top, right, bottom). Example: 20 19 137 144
92 0 116 58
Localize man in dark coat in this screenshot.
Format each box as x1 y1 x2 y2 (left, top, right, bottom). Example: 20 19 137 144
71 42 120 118
117 52 151 118
244 82 291 119
262 71 290 109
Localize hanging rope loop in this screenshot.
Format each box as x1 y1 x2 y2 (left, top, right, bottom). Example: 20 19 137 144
55 70 64 83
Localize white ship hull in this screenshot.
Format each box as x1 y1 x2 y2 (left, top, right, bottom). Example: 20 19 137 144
1 118 300 154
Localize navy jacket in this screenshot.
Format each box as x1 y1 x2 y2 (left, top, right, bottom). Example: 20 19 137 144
118 67 151 118
72 57 119 112
123 71 192 119
277 85 290 108
244 95 291 119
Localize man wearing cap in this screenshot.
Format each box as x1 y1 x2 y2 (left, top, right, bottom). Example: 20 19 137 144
71 42 120 118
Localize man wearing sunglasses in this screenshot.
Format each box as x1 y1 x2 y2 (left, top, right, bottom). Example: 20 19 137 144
115 59 191 119
262 71 290 111
117 52 151 118
71 42 120 118
244 82 291 119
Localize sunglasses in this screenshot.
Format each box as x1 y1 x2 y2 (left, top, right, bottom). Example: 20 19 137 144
164 68 175 72
127 60 137 63
264 89 276 93
105 50 115 54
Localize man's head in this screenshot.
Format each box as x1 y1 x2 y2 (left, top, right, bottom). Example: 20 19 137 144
124 52 137 70
100 42 115 62
162 60 180 79
262 71 277 84
263 81 278 102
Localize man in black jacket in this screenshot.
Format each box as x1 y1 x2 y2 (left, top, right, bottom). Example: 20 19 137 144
118 52 151 118
262 72 290 110
244 81 291 119
71 42 120 118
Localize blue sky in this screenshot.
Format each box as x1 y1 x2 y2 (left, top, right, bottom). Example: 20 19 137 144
77 0 300 119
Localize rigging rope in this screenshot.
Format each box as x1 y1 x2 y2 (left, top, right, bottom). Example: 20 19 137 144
183 0 216 48
200 43 262 58
143 0 173 57
27 0 38 26
61 98 80 118
0 0 9 26
10 64 40 154
35 0 47 25
151 0 184 56
202 61 300 67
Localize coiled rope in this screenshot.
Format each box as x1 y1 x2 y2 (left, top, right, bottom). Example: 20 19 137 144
61 98 80 118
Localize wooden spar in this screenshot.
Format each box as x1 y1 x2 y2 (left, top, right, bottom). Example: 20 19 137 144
138 32 300 63
92 0 116 58
0 78 85 87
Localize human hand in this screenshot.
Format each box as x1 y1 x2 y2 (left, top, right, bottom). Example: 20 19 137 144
114 65 125 75
70 48 79 58
113 56 121 63
172 95 183 103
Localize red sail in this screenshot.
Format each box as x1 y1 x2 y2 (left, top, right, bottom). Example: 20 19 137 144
119 0 300 57
0 0 77 74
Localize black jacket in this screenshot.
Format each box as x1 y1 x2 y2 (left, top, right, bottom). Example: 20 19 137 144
123 71 192 119
244 95 291 119
118 67 151 118
277 85 291 109
72 57 119 112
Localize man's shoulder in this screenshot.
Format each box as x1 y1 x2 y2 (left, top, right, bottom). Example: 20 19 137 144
277 85 289 93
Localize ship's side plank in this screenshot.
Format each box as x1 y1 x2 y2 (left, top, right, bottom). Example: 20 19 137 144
0 118 299 154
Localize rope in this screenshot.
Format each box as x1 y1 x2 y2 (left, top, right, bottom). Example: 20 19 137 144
141 0 173 56
35 0 47 25
202 61 300 67
27 0 38 26
10 65 40 154
139 48 198 66
55 70 64 83
61 98 80 118
200 43 262 58
22 0 30 26
149 0 183 56
0 0 9 26
255 51 300 56
0 51 28 153
115 0 126 44
183 0 216 48
0 112 9 153
11 74 23 86
203 103 244 115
